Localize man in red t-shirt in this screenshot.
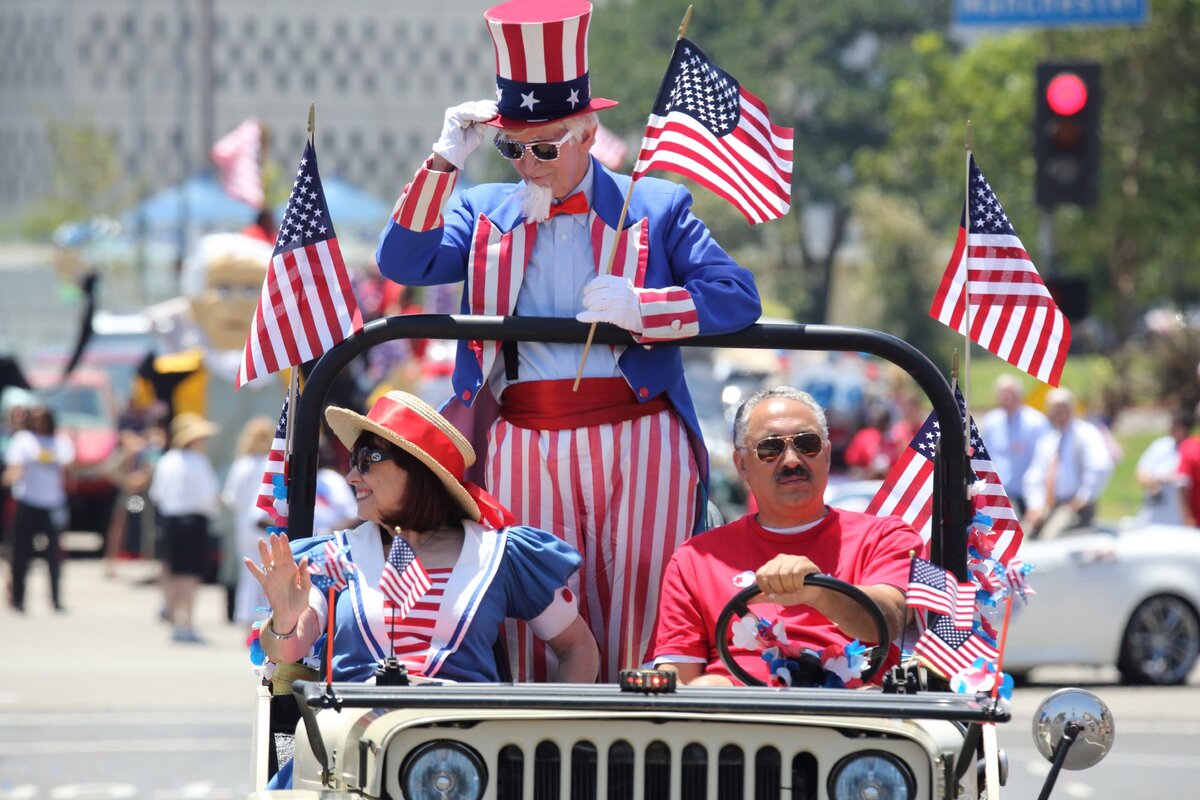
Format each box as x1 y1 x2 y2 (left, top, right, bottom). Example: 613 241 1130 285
1177 402 1200 527
649 386 922 686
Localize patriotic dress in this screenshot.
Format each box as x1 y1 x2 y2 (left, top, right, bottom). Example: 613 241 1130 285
376 155 761 680
290 520 582 683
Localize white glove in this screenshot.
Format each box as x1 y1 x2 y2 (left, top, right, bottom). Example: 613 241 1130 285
576 274 644 334
432 100 499 170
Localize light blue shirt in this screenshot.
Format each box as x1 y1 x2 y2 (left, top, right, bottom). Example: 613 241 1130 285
490 162 621 396
979 405 1050 495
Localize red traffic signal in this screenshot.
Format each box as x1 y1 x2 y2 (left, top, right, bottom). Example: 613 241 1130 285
1035 62 1102 208
1045 73 1089 116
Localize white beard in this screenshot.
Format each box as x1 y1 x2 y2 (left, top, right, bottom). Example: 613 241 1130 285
519 182 554 224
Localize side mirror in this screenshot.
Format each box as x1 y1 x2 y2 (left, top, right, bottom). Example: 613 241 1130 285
1032 688 1115 770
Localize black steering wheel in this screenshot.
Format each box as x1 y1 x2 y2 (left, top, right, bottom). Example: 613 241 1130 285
713 574 890 687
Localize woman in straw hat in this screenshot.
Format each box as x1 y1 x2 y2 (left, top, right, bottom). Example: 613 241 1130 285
149 412 220 643
246 390 599 688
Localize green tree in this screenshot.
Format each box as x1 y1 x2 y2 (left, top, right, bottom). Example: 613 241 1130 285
861 0 1200 344
589 0 951 323
20 114 124 240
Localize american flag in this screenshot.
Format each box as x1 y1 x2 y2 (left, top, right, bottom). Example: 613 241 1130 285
632 38 793 224
914 611 999 679
930 155 1070 386
211 118 264 209
865 388 1024 566
255 396 289 526
592 122 628 171
306 538 355 592
907 556 976 629
236 139 363 388
379 535 432 620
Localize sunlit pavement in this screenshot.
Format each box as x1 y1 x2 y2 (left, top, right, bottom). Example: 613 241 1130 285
3 556 254 712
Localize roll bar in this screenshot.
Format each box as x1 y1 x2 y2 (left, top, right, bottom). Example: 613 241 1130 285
288 315 970 578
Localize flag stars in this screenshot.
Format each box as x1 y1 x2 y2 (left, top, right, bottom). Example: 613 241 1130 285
520 90 539 111
566 88 580 108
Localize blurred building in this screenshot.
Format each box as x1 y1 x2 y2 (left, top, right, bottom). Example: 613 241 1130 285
0 0 497 225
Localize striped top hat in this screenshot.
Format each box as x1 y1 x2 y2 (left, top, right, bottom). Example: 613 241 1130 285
484 0 618 129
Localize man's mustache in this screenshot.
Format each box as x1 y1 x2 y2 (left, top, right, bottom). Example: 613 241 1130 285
776 464 811 482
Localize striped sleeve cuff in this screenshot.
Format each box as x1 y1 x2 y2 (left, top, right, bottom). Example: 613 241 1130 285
390 157 458 232
528 586 579 641
634 287 700 342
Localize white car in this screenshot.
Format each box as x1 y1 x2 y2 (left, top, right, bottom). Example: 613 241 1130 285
826 479 1200 686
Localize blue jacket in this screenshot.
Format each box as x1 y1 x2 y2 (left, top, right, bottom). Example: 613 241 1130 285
377 157 762 487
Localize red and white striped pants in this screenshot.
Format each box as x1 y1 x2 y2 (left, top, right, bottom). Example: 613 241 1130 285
487 409 699 682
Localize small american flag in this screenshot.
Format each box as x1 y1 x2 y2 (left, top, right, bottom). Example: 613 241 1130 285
307 538 355 592
379 535 432 620
632 38 793 224
255 395 289 526
211 118 264 209
907 556 976 629
592 122 628 171
866 388 1024 566
930 155 1070 386
914 612 999 679
236 139 363 388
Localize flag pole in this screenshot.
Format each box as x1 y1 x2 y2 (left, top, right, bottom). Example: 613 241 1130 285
961 121 973 451
282 105 316 463
573 5 695 392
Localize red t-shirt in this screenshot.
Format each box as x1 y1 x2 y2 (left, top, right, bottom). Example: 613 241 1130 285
649 509 922 685
1177 435 1200 523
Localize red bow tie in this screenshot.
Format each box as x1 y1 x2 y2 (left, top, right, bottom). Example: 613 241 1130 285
546 192 588 220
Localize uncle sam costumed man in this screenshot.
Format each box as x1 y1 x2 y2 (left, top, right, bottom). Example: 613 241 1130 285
376 0 762 681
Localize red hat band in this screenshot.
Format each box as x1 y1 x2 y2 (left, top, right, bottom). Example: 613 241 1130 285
367 396 467 482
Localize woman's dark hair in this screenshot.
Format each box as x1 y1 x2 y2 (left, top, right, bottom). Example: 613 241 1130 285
357 434 460 532
28 404 56 436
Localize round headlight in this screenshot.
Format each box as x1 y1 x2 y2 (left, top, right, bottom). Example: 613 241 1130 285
401 740 487 800
828 750 914 800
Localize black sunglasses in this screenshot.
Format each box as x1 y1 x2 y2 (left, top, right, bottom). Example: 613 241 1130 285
752 432 824 463
352 444 395 474
492 131 573 162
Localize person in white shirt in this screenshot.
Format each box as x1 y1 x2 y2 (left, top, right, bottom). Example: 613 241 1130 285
1135 408 1193 525
978 375 1050 517
3 405 74 612
1022 388 1115 539
150 413 220 642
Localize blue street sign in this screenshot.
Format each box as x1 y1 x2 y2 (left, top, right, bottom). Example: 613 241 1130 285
954 0 1148 28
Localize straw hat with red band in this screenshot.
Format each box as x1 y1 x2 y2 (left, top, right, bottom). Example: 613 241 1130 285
324 391 515 530
484 0 618 130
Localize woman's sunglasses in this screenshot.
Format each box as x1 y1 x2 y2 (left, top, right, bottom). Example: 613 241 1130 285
492 131 574 162
352 444 395 474
752 432 824 463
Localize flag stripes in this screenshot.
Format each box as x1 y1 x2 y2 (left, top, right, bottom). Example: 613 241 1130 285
632 38 792 225
930 155 1070 386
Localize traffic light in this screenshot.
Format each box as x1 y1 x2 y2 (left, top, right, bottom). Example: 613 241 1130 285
1034 62 1102 208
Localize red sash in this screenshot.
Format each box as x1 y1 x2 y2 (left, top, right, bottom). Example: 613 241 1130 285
500 378 671 431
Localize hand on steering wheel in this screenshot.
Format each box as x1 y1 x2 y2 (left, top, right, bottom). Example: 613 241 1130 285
713 574 890 687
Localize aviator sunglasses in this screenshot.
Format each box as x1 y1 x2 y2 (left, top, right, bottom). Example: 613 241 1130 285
492 131 574 162
352 444 396 475
751 432 824 463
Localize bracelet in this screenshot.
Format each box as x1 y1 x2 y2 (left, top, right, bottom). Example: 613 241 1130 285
265 618 298 640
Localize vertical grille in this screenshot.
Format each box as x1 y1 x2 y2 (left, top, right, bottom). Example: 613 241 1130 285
497 744 523 800
792 752 818 800
644 741 671 798
755 746 781 800
681 743 708 800
535 741 561 800
608 740 634 799
718 744 745 800
571 742 598 800
494 736 819 799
